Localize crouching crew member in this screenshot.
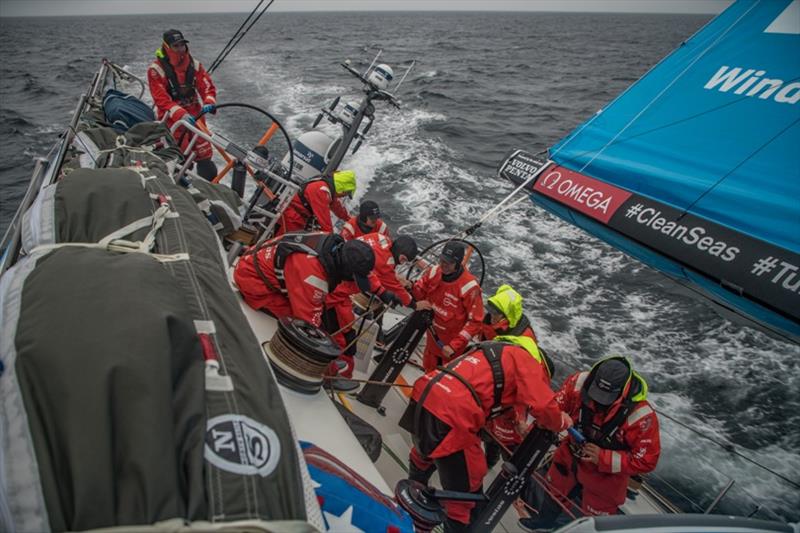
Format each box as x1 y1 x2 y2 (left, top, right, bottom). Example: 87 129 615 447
412 241 484 372
340 200 389 240
482 284 538 342
147 29 218 179
277 170 356 235
233 232 374 328
323 234 420 388
520 356 661 531
399 339 572 532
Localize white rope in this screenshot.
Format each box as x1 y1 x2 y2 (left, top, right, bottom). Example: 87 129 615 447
476 158 551 227
27 241 189 263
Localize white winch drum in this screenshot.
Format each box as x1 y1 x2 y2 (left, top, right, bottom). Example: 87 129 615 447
367 64 394 91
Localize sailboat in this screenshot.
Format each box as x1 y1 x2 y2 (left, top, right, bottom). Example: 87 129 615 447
498 0 800 343
1 1 798 532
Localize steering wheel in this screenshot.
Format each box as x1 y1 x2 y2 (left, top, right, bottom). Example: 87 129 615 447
196 102 294 184
404 238 486 286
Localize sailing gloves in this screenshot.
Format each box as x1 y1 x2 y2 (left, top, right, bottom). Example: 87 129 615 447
379 291 403 308
201 104 217 115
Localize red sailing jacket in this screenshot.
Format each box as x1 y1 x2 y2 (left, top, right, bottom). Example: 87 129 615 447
411 344 567 459
357 233 413 306
147 45 216 122
412 265 484 353
340 215 389 241
553 370 661 506
234 244 330 327
280 180 350 234
324 273 382 340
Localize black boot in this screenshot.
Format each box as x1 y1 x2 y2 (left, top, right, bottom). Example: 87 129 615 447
443 516 469 533
408 461 436 485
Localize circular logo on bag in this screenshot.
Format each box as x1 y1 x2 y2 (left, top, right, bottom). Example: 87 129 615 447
204 414 281 477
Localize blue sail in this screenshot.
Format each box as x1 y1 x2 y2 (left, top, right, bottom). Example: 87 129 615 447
504 0 800 341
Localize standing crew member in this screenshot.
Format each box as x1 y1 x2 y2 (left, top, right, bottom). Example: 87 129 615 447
233 232 374 328
520 357 661 531
412 241 484 372
147 29 218 180
340 200 389 241
323 234 420 386
277 170 355 235
481 284 538 342
399 340 572 532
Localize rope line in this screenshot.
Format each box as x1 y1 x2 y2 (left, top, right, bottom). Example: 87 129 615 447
209 0 276 74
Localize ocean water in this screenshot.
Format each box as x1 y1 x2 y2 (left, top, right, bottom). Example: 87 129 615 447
1 11 798 523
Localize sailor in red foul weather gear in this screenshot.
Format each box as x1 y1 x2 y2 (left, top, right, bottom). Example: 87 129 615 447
233 232 374 328
340 200 389 241
277 170 355 235
412 241 484 372
520 356 661 531
479 284 543 466
323 234 419 383
481 284 538 343
147 29 218 179
399 340 572 532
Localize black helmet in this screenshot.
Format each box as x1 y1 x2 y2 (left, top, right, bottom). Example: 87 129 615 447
339 240 375 293
440 240 465 265
391 235 418 263
358 200 380 221
163 29 189 47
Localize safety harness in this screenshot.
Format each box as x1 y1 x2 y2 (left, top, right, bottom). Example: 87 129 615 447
577 364 645 451
290 175 336 230
251 232 340 294
157 50 197 107
412 342 509 449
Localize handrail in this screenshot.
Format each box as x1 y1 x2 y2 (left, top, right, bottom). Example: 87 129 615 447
0 156 50 274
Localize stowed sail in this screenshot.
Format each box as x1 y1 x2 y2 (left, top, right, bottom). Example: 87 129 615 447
501 0 800 341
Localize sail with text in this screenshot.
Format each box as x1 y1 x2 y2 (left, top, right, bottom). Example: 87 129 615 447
499 0 800 341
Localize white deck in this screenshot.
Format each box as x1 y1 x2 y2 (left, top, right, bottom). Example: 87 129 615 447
238 298 392 495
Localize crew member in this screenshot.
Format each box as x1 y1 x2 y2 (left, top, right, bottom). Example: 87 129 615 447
412 241 484 372
481 284 538 342
399 339 572 532
323 234 420 388
277 170 355 235
520 357 661 531
147 29 218 180
233 232 374 328
340 200 389 241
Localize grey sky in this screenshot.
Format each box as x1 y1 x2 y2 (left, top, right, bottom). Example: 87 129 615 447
0 0 733 18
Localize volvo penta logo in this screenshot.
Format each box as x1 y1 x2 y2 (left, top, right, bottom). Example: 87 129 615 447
204 414 281 477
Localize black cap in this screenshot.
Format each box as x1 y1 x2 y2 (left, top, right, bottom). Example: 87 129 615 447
340 240 375 293
359 200 380 220
440 241 465 264
163 29 189 47
587 359 629 406
392 235 418 262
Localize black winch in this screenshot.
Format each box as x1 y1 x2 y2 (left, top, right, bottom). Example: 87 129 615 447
265 317 340 394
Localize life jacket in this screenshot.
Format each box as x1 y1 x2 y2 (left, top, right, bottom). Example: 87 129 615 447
420 341 509 419
156 47 197 106
251 232 341 293
577 357 649 451
293 175 336 230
